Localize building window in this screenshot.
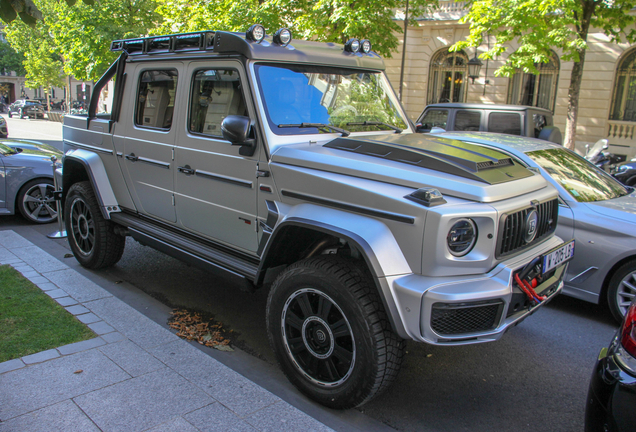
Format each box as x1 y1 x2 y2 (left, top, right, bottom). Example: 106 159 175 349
507 52 559 111
610 48 636 122
427 49 468 104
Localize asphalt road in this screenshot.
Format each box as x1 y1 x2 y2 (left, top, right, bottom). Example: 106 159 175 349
6 117 620 432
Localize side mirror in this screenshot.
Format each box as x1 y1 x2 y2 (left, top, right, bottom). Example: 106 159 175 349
221 115 256 156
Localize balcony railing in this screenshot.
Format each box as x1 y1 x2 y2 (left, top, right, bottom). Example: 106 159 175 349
606 120 636 158
436 1 469 13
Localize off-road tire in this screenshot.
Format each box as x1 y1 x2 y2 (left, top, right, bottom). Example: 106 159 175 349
266 256 405 409
64 181 125 269
607 260 636 323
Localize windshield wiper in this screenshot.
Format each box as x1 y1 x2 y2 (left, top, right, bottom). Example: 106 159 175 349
346 121 402 133
278 123 350 137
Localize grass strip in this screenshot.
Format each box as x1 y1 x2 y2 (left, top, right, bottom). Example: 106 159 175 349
0 264 94 362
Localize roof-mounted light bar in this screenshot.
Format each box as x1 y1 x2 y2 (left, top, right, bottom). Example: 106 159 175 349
110 31 215 55
246 24 266 43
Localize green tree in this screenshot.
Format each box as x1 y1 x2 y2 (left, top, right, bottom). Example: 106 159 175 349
0 37 25 75
23 41 64 110
0 0 94 26
452 0 636 149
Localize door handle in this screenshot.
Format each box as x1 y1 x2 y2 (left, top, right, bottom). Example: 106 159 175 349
178 165 195 175
125 153 138 162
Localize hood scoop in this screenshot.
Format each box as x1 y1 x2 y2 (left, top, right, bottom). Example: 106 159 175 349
324 134 532 185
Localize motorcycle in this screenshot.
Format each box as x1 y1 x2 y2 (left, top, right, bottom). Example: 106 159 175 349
585 139 626 174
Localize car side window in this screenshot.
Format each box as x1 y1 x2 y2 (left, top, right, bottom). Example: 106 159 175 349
488 112 522 136
454 110 481 131
135 70 178 130
419 109 448 131
188 69 248 138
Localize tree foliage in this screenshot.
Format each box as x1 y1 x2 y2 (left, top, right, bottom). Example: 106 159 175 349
0 35 25 75
0 0 95 26
452 0 636 148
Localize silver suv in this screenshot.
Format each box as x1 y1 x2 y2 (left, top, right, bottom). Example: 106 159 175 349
60 26 573 409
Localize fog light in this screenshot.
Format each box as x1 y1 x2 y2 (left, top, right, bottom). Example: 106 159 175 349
344 38 360 53
361 39 372 53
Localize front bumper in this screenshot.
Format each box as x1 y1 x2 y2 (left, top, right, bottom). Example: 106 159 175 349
585 337 636 432
388 236 567 344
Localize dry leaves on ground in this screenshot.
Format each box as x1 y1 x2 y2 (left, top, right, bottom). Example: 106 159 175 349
168 309 233 351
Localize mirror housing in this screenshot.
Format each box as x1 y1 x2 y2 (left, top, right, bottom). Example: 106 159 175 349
221 115 256 156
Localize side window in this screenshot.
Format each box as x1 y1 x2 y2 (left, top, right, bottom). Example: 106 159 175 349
454 110 481 131
96 77 115 117
419 109 448 131
488 112 522 136
189 69 247 137
533 114 547 138
135 70 178 130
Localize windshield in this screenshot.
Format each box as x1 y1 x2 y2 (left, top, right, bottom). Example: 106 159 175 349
527 148 630 202
254 64 408 135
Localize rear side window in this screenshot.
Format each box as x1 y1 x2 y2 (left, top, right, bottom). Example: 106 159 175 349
419 109 448 131
135 70 178 130
189 69 248 138
454 110 481 131
488 112 522 136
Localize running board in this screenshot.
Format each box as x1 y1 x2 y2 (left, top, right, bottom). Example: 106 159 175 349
111 212 259 292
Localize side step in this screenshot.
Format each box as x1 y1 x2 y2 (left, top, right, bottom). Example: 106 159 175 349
111 212 259 292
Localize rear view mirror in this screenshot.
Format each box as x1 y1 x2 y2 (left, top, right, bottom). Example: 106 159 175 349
221 115 256 156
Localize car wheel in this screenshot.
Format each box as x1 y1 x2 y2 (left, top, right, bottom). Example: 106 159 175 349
8 110 12 118
19 109 24 119
607 260 636 322
266 256 405 409
64 181 125 269
16 179 57 224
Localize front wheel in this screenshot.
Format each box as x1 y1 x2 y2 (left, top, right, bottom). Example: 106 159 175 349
266 256 405 409
17 179 57 224
64 181 125 269
608 260 636 322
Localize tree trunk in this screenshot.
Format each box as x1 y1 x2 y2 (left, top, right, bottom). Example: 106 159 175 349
563 50 585 150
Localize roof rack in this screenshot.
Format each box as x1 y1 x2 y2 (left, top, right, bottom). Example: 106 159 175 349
110 31 216 55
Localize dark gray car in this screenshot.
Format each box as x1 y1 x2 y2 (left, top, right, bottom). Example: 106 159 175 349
438 131 636 321
0 139 62 223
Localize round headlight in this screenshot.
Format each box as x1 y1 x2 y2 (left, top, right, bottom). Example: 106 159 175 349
246 24 266 43
447 219 477 257
360 39 372 53
344 38 360 53
273 28 292 46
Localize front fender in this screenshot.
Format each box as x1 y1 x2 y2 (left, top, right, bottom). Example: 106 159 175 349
63 149 120 219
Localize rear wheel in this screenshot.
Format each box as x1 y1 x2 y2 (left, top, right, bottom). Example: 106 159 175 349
19 109 24 119
607 260 636 322
266 256 404 409
16 179 57 224
64 181 125 269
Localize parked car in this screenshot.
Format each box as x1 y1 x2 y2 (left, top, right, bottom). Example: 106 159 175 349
0 139 62 223
416 103 563 144
435 131 636 321
0 115 8 138
585 298 636 432
7 99 45 119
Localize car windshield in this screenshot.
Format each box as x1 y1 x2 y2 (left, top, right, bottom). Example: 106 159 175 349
527 148 630 202
254 64 408 135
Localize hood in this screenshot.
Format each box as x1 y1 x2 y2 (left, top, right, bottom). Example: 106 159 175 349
586 190 636 224
271 133 550 203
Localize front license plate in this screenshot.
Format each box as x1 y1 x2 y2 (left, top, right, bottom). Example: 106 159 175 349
542 240 574 275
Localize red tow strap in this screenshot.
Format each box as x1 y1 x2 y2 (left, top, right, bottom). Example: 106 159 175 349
514 273 546 304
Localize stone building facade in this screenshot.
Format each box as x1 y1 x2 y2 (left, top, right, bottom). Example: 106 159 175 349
384 1 636 159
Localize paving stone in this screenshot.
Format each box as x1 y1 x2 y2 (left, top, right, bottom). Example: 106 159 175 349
0 358 25 374
10 263 32 272
0 257 23 265
57 337 105 356
74 368 213 432
84 297 178 349
45 288 68 299
36 282 59 291
65 305 90 316
88 321 115 335
0 349 130 420
26 275 49 285
22 349 60 365
43 268 111 303
98 340 164 377
19 271 40 278
0 245 18 262
55 296 79 307
0 399 100 432
185 403 258 432
100 332 126 344
11 245 68 273
244 402 335 432
77 313 101 324
150 341 280 417
144 417 200 432
0 230 33 248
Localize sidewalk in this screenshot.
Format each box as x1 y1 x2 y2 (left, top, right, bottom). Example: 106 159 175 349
0 230 334 432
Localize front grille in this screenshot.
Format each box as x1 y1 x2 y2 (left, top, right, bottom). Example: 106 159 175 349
431 301 504 335
497 199 558 258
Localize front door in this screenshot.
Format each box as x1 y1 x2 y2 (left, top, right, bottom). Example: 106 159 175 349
174 61 259 252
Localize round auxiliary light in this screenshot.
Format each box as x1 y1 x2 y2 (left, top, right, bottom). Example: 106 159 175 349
273 28 292 46
344 38 360 53
360 39 372 53
447 219 477 257
246 24 266 43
